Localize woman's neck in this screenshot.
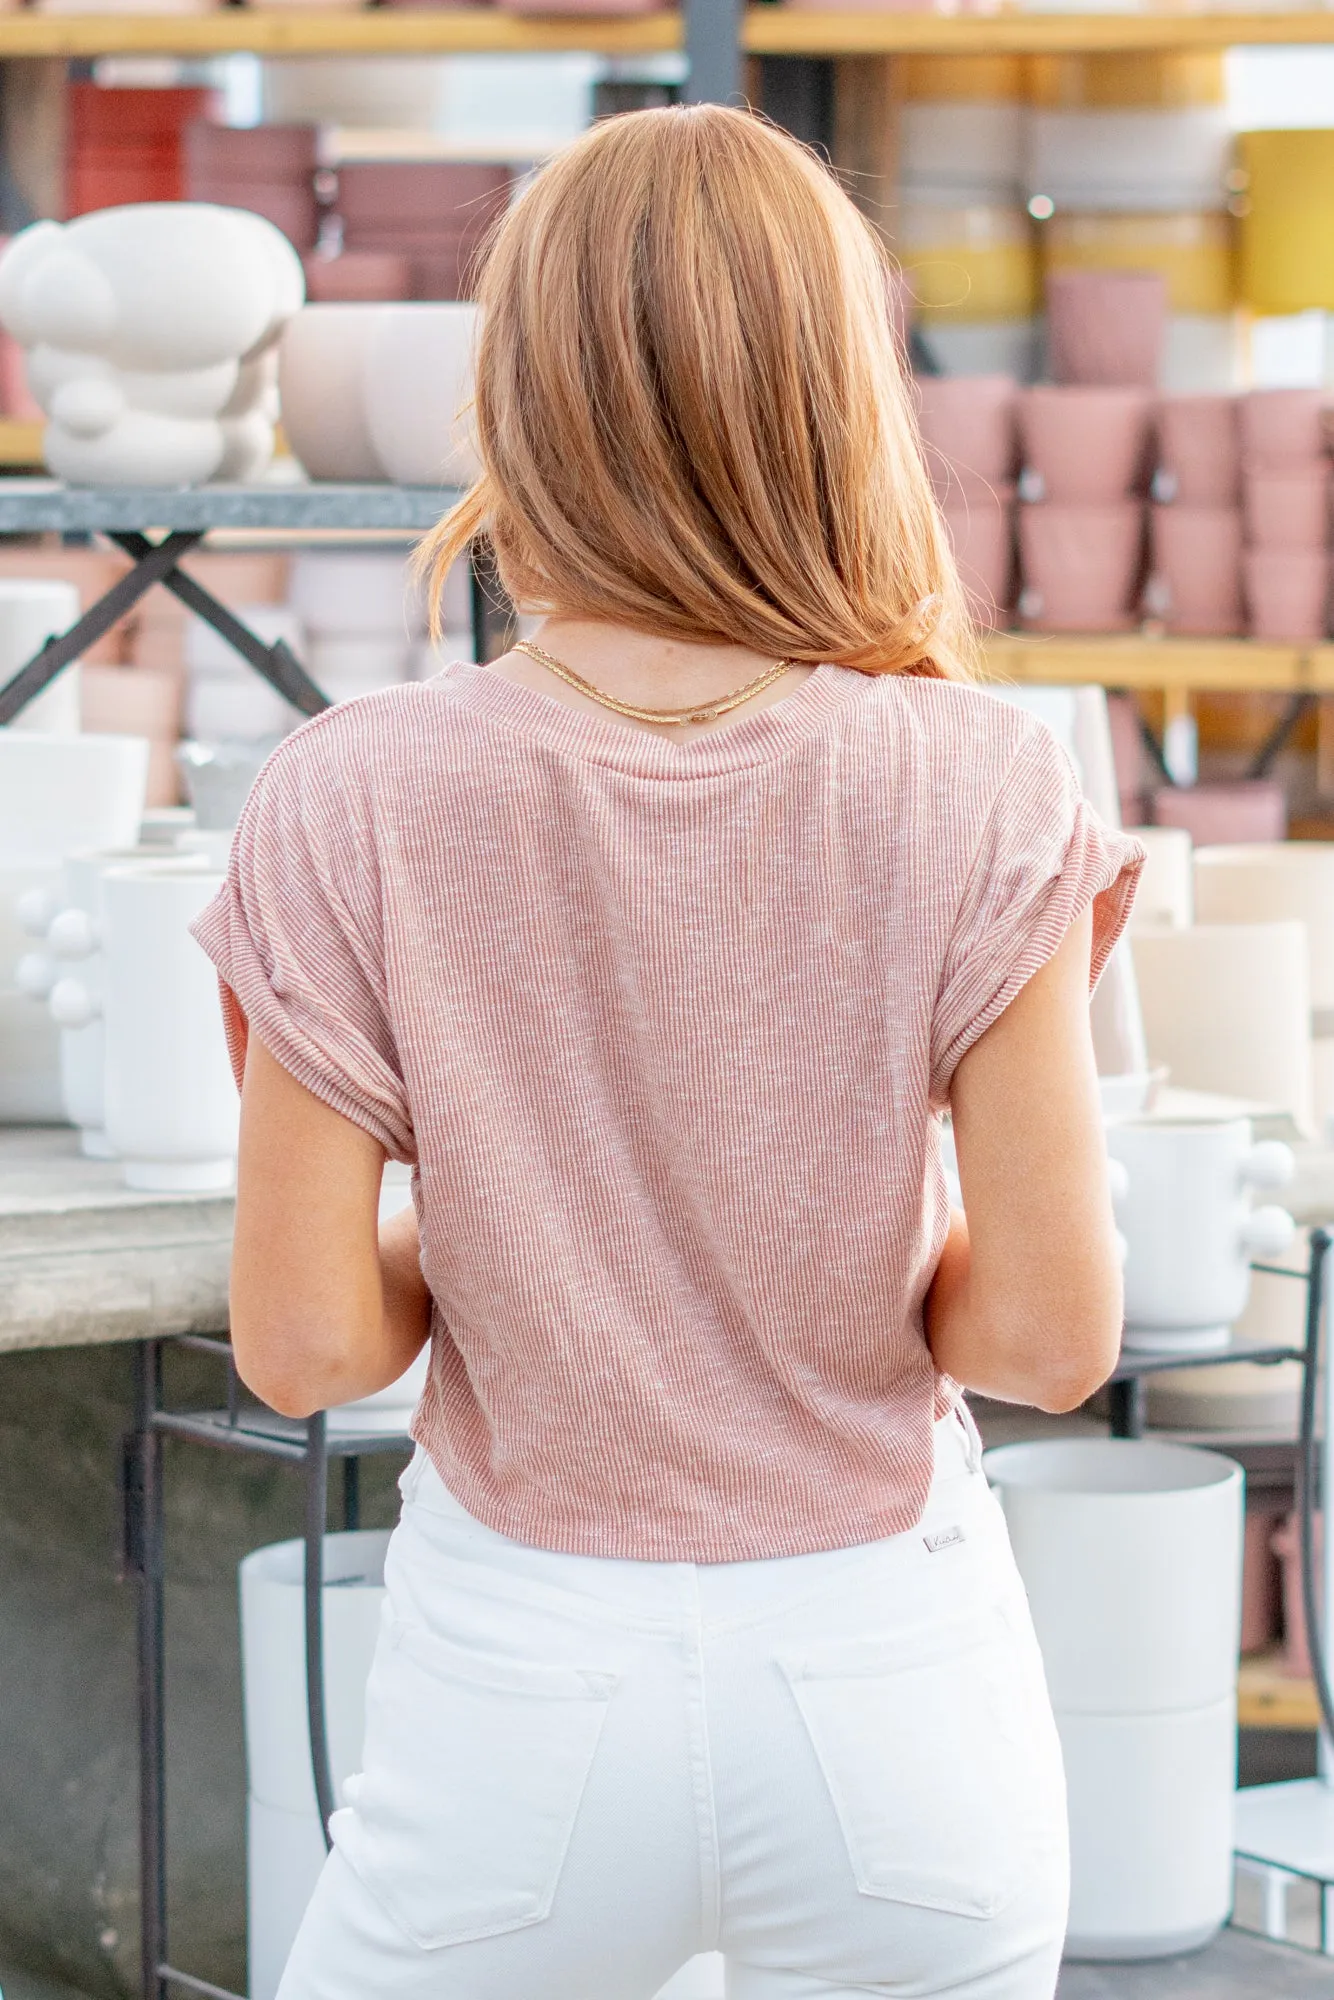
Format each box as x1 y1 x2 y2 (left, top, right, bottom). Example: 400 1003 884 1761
483 617 816 739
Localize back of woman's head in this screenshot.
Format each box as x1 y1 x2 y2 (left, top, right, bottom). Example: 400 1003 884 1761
422 104 976 679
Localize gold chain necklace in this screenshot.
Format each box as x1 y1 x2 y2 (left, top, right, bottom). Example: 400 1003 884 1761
512 638 794 728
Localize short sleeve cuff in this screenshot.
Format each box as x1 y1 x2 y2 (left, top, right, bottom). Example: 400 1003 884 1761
929 805 1144 1103
192 881 416 1163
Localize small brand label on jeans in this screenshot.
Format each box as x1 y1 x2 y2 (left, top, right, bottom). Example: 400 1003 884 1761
923 1525 965 1553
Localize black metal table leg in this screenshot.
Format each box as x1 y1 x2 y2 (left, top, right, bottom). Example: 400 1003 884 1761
0 530 206 724
127 1341 168 2000
303 1413 337 1849
1108 1375 1148 1438
342 1457 360 1533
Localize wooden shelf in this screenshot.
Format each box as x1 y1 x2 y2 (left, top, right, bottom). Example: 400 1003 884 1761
1240 1650 1322 1732
0 7 682 59
0 7 1330 61
746 7 1334 56
986 632 1334 693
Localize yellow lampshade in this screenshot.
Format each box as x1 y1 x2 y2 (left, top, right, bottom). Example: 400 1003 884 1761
1238 130 1334 314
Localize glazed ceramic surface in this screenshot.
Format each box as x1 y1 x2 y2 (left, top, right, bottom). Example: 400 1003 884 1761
277 304 387 482
1106 1116 1295 1349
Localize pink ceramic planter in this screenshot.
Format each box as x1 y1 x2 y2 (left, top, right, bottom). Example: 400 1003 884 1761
915 373 1017 496
1242 548 1330 641
941 483 1015 630
1239 389 1331 469
303 252 413 304
1155 394 1241 507
335 162 511 229
1150 782 1287 845
184 120 318 184
1017 386 1153 504
1046 270 1168 391
186 180 320 252
1242 466 1331 551
1148 505 1243 637
1018 501 1146 633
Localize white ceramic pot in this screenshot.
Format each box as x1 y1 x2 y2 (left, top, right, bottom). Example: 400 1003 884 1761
986 1438 1243 1712
289 551 413 637
1193 843 1334 1010
1130 921 1314 1135
0 578 80 732
1106 1116 1295 1352
0 863 63 1121
1125 825 1193 930
186 675 296 746
305 633 413 704
247 1794 329 2000
363 302 479 489
1058 1702 1235 1960
0 732 149 865
97 863 238 1190
277 304 387 483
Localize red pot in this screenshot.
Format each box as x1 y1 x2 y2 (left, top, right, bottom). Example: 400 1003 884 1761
1150 782 1287 846
1018 386 1154 504
1148 505 1243 637
941 482 1015 630
915 374 1017 495
1046 269 1168 390
1018 501 1146 633
1155 393 1241 507
1242 548 1330 641
1239 389 1330 469
1242 466 1331 551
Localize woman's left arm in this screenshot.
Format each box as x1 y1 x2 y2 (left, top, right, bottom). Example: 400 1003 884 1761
230 1035 431 1418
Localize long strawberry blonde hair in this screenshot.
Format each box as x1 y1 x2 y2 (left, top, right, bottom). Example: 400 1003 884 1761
418 104 977 680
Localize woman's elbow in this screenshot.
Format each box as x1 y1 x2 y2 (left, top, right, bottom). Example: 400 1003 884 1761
229 1308 353 1420
1023 1297 1124 1414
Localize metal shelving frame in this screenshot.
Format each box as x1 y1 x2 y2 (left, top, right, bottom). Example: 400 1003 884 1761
122 1334 414 2000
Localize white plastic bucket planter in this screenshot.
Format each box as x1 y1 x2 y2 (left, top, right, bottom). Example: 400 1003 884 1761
986 1439 1243 1961
240 1529 390 2000
97 863 237 1190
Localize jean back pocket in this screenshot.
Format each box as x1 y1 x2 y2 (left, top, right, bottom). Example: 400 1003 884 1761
334 1615 618 1949
778 1600 1056 1921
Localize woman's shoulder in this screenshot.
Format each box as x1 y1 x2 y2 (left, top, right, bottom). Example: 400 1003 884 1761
853 670 1070 797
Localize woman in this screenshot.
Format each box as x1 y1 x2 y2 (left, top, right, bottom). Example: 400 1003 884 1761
195 106 1141 2000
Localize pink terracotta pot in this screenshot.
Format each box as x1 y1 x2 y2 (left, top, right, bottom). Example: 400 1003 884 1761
1018 501 1146 633
303 251 413 303
1148 505 1243 637
335 162 510 229
1239 389 1330 469
186 179 319 252
1155 394 1241 507
1242 547 1330 641
184 119 317 184
1046 269 1168 391
80 664 182 740
1150 782 1287 846
1242 466 1331 551
915 374 1017 495
941 483 1015 630
1017 386 1153 504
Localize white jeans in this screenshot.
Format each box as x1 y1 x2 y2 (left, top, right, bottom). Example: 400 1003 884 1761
278 1407 1069 2000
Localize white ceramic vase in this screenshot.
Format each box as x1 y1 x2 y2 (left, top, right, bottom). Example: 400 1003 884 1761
277 304 387 483
363 303 479 489
986 1438 1243 1960
1106 1116 1294 1353
1124 825 1193 931
0 732 149 865
93 863 238 1190
1130 921 1314 1135
0 578 80 733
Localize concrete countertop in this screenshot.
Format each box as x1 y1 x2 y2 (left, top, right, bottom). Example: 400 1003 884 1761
0 1126 233 1353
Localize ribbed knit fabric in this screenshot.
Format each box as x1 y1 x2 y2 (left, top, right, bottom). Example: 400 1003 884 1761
192 662 1142 1562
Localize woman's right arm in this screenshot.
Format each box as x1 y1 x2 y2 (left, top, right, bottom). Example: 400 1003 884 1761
925 907 1123 1413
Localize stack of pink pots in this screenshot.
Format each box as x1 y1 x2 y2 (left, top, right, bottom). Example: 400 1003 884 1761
334 163 512 301
914 374 1017 629
1148 395 1243 635
183 122 320 255
1011 272 1165 632
1238 390 1331 642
